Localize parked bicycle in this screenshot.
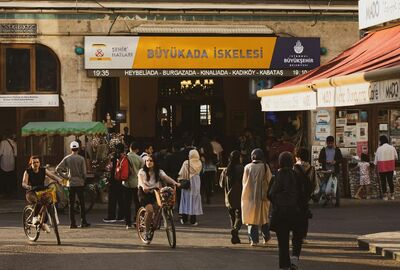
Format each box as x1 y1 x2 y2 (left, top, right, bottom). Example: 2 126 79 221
136 186 176 248
314 170 340 207
22 184 61 245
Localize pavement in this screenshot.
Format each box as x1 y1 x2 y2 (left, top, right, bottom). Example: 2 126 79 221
2 194 400 265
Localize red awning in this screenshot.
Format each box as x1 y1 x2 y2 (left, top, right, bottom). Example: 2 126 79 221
275 25 400 89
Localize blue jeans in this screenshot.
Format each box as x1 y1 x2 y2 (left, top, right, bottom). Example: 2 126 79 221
248 223 270 243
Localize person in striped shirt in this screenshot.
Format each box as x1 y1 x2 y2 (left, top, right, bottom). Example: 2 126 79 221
374 135 398 200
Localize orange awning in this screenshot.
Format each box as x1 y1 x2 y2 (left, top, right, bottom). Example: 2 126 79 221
275 25 400 89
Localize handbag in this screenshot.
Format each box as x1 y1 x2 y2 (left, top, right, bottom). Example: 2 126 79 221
179 158 191 190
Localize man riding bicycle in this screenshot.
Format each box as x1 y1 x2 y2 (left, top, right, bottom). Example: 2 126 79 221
21 155 61 233
138 156 180 240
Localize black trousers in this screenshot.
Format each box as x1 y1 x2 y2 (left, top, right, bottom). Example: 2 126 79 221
228 208 242 234
122 186 140 226
69 186 87 225
379 171 394 194
275 221 303 269
107 182 124 220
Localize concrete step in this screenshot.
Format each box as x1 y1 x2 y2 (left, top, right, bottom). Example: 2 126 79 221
358 232 400 262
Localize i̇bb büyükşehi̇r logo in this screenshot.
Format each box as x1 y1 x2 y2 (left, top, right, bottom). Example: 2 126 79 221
89 43 111 61
294 40 304 54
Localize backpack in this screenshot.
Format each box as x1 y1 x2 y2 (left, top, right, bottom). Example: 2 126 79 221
115 155 130 181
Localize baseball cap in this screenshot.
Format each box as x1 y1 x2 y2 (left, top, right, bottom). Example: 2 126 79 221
70 141 79 149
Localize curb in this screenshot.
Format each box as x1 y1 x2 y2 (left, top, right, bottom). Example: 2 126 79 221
358 237 400 262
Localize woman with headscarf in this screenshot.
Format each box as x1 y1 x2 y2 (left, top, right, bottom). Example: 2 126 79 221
268 151 304 270
241 148 272 246
178 149 203 225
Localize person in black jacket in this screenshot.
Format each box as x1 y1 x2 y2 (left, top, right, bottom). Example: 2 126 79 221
269 152 305 270
219 150 244 244
318 136 343 174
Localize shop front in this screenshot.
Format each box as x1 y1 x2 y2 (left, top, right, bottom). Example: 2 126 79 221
85 36 320 149
257 24 400 199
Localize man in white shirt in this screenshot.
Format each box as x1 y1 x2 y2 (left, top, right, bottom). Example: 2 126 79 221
0 134 17 197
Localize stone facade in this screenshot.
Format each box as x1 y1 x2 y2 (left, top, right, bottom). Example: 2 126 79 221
0 14 359 127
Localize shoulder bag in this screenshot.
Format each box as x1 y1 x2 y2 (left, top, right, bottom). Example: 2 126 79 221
179 158 191 190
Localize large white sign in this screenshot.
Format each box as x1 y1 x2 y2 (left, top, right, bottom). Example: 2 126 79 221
85 37 139 69
334 83 370 106
0 94 59 107
260 91 316 111
369 79 400 103
359 0 400 29
317 87 335 107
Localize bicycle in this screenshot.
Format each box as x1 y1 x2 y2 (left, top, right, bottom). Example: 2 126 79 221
22 184 61 245
315 170 340 207
136 186 176 248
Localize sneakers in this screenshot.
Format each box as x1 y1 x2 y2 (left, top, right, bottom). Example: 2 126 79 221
190 222 199 226
126 225 133 230
103 218 116 223
70 224 78 229
116 218 125 223
390 193 395 200
263 235 272 245
290 256 299 270
42 223 51 233
32 216 40 225
250 241 258 247
383 194 389 201
79 222 91 228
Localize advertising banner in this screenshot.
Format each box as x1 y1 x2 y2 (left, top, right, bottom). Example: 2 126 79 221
0 94 59 107
85 36 320 76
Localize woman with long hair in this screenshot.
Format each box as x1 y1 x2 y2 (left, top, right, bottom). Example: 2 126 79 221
269 152 305 270
138 156 180 239
220 150 244 244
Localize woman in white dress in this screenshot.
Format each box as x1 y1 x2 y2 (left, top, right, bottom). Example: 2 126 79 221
178 149 203 226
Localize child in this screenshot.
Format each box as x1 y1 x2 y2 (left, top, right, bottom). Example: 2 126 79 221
354 153 371 199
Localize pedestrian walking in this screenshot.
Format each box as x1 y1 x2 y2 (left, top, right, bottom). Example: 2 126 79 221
241 148 272 246
374 135 398 200
123 142 144 229
268 152 306 270
56 141 91 229
103 143 125 223
200 140 218 204
353 153 371 199
294 148 316 242
219 150 244 244
178 149 203 226
0 133 17 197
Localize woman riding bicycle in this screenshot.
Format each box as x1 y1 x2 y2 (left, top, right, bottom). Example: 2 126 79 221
138 155 180 240
21 155 61 233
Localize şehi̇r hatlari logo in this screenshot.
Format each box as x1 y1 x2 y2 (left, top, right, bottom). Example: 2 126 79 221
89 43 111 61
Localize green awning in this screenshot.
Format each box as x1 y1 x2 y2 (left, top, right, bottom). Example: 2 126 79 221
21 122 107 137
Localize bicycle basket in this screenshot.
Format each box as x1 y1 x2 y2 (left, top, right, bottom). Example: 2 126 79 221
159 186 175 208
36 188 57 204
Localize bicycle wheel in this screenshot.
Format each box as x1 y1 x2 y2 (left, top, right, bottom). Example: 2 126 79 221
22 205 40 242
136 207 151 244
49 205 61 245
163 208 176 248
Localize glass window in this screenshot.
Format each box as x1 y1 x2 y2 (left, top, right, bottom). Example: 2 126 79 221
36 46 58 92
6 48 30 92
200 104 212 125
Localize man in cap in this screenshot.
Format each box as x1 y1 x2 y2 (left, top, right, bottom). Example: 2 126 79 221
56 141 90 228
